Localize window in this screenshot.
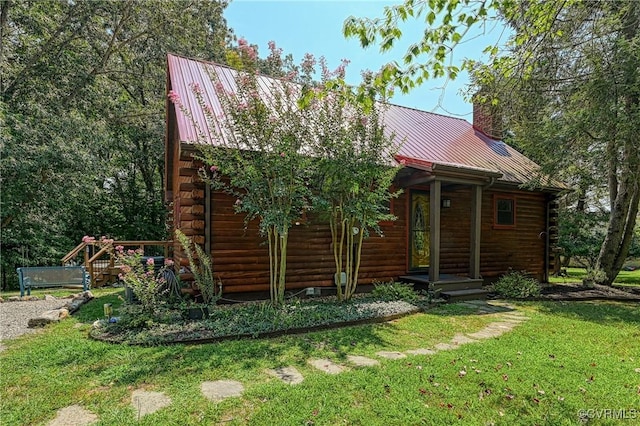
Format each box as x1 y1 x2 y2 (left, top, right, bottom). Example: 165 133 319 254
494 195 516 228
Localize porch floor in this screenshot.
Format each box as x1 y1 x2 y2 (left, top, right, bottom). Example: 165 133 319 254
398 274 487 302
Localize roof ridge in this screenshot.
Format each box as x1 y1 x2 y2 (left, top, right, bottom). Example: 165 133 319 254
386 101 471 124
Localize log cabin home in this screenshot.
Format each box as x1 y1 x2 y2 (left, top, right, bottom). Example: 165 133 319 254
165 53 565 301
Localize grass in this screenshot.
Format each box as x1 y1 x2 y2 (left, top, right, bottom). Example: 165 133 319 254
1 292 639 425
549 267 640 286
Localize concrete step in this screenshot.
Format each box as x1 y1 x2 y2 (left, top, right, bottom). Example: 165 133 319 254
441 288 488 302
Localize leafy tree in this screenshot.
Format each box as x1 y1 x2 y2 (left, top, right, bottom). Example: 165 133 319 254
177 40 398 303
177 40 315 305
308 62 399 301
344 0 640 285
0 0 232 289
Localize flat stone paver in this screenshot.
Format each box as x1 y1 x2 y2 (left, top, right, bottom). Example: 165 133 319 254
347 355 380 367
406 348 437 356
434 342 459 351
375 351 407 360
308 358 346 374
47 405 98 426
131 390 172 419
486 322 517 330
450 333 478 345
467 328 505 339
201 380 245 401
267 366 304 385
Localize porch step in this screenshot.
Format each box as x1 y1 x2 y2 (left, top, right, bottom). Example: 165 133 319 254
441 288 488 302
434 280 484 292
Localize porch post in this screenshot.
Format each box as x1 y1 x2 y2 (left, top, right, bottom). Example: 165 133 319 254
429 180 441 282
470 184 482 279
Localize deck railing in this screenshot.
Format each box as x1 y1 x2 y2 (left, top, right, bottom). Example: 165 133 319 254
62 240 173 288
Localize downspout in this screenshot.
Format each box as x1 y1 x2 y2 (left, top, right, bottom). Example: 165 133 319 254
483 176 496 189
205 185 211 256
544 195 551 283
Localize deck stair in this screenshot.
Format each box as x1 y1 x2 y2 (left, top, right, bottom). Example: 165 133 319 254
399 274 487 302
62 240 172 288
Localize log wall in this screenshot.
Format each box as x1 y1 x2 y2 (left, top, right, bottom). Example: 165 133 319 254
210 190 408 293
168 141 554 293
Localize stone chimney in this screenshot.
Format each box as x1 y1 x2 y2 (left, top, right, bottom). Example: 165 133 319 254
472 93 503 140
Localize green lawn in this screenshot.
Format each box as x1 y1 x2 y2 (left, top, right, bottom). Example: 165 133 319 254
1 293 639 425
549 267 640 286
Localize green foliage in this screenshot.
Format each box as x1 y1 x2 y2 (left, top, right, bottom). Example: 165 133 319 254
180 41 399 304
309 66 400 301
493 270 541 299
96 294 423 344
371 281 418 302
558 208 608 269
344 0 640 286
582 268 607 288
175 230 220 306
115 247 170 315
0 0 232 290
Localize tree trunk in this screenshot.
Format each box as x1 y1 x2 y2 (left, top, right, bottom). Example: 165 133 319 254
596 147 640 285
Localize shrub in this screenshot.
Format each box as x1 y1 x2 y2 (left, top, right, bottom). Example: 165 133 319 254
371 281 418 302
115 247 172 314
175 230 221 305
493 270 541 299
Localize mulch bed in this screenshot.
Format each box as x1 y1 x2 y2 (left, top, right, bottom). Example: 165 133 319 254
537 283 640 301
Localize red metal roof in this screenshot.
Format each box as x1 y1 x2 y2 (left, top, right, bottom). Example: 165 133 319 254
167 53 548 186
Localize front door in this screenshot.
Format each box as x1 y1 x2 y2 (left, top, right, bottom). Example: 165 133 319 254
410 191 430 270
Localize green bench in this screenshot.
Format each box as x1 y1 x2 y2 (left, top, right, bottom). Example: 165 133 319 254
16 266 88 297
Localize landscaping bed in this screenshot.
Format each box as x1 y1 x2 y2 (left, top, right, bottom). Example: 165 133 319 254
538 283 640 301
90 295 433 345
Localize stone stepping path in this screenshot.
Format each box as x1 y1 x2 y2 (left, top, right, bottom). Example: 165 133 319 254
406 348 436 355
308 358 346 374
201 380 245 401
131 390 172 419
376 350 407 360
47 405 98 426
347 355 380 367
46 301 529 424
267 366 304 384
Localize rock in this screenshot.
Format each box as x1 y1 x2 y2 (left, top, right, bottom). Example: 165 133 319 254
8 296 21 302
28 308 69 328
308 358 346 374
131 390 172 418
65 291 94 313
450 333 478 345
375 351 407 360
45 295 57 301
0 296 4 303
347 355 380 367
47 405 98 426
406 348 437 356
434 342 459 351
24 296 40 301
201 380 244 401
267 366 304 385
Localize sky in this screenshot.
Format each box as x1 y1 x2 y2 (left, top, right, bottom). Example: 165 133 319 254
224 0 509 122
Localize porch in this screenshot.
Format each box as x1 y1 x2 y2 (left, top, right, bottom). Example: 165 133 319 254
398 274 488 302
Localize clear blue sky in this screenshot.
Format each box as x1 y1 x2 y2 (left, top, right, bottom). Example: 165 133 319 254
224 0 507 121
